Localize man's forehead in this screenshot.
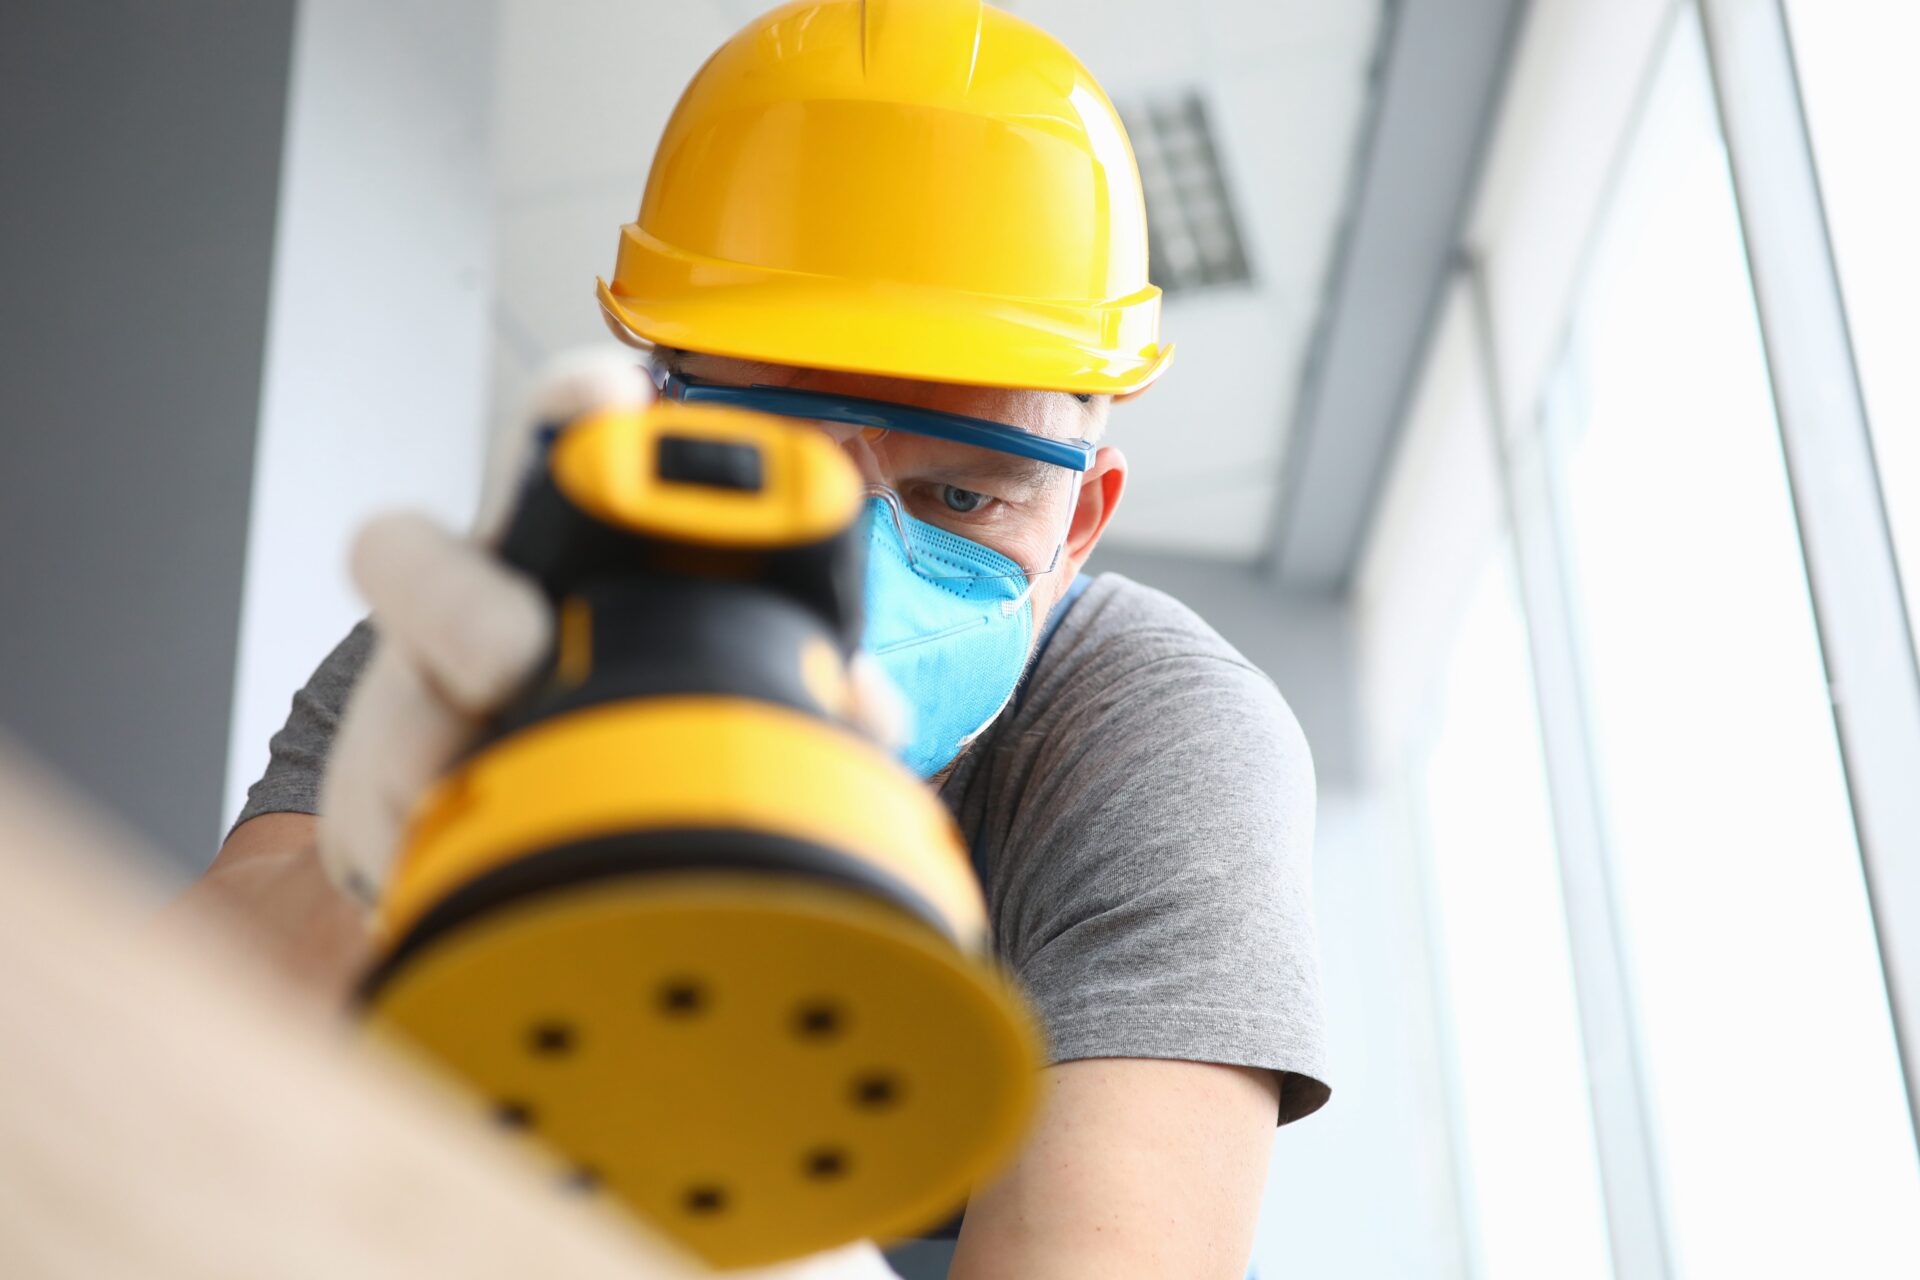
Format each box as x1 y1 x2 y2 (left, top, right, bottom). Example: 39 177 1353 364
671 350 1100 441
867 430 1058 491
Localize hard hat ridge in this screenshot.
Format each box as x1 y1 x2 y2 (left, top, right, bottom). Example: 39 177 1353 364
858 0 985 94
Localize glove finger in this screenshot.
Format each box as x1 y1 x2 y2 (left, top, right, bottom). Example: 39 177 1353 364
847 652 913 751
473 348 653 543
316 639 474 905
524 345 654 430
350 511 553 716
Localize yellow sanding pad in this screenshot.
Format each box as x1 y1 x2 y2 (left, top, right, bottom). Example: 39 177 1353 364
361 873 1041 1269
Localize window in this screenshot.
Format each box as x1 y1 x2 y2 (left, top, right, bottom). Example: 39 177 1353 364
1542 13 1920 1275
1782 0 1920 660
1411 554 1612 1279
1120 92 1254 293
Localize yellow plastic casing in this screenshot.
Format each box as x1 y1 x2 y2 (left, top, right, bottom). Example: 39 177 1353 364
366 873 1039 1268
358 395 1042 1266
364 699 1043 1268
550 400 862 550
596 0 1174 396
372 698 983 951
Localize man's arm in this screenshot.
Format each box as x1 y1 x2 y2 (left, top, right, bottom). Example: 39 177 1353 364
949 1057 1279 1279
160 813 370 1003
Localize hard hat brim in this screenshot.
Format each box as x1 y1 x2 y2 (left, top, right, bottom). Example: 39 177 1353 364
597 230 1174 398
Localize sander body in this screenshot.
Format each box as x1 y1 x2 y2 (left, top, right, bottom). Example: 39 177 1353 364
355 399 1040 1268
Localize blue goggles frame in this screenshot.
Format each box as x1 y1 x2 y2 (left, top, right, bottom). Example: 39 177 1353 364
653 368 1097 473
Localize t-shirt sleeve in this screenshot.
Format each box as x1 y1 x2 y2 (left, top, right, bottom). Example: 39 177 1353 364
228 620 375 836
995 654 1330 1125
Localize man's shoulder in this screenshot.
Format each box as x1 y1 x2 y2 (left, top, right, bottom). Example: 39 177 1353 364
1042 571 1274 696
1010 571 1305 767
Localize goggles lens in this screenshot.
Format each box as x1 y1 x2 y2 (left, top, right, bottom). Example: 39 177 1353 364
657 370 1085 580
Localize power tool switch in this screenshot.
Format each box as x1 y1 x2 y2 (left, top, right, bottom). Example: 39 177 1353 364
657 434 763 492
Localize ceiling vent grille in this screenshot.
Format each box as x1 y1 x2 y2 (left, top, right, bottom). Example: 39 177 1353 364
1121 91 1254 294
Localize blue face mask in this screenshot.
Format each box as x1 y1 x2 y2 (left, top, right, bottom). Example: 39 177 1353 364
861 496 1036 778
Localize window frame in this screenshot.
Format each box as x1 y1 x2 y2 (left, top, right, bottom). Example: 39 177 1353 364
1697 0 1920 1145
1368 0 1920 1272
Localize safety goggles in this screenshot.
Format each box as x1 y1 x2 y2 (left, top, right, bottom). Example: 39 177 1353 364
654 368 1092 581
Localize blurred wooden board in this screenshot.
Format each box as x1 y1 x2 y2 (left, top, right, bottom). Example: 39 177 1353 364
0 742 890 1280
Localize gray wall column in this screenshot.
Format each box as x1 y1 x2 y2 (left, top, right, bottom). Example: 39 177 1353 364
0 2 298 873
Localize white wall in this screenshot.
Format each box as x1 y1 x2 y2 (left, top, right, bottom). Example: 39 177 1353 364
1355 287 1504 774
1467 0 1677 438
224 0 500 826
0 1 296 872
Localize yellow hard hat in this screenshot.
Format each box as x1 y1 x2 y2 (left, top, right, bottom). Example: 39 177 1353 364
597 0 1173 396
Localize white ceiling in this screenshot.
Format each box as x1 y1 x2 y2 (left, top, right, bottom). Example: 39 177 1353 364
490 0 1383 559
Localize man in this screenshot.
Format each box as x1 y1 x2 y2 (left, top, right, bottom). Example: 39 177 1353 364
185 2 1329 1276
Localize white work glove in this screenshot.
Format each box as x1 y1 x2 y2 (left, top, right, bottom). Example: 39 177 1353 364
313 350 645 908
315 349 910 909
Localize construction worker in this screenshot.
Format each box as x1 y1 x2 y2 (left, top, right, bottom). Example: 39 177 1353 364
183 2 1329 1276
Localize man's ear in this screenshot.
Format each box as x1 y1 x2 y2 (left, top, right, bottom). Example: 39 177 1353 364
1063 445 1126 571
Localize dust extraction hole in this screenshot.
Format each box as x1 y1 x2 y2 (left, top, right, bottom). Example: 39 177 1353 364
526 1019 576 1056
850 1072 902 1110
803 1146 850 1180
683 1184 729 1215
563 1164 601 1193
657 978 707 1017
492 1099 534 1130
792 1000 844 1041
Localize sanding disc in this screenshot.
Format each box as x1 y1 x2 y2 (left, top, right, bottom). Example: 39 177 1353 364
360 873 1041 1269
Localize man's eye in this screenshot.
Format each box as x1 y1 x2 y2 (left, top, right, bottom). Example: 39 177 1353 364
940 485 990 513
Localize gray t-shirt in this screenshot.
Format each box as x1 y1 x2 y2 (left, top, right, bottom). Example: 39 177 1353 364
236 572 1331 1126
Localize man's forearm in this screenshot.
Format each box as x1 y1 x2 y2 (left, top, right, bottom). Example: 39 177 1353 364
949 1057 1277 1279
